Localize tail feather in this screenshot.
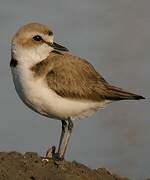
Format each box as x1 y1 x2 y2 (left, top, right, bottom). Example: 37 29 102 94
105 85 145 101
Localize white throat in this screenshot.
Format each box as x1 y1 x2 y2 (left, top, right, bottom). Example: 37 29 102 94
12 43 52 68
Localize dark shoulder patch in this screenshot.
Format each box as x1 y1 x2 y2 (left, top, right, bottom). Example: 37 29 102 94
30 59 51 77
10 59 18 67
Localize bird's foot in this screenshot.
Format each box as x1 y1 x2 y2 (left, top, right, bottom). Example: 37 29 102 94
42 146 56 162
52 152 64 161
44 146 64 162
46 146 56 159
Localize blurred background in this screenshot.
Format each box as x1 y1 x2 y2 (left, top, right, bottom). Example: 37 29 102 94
0 0 149 179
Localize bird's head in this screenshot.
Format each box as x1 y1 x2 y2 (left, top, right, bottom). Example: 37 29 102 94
11 22 68 65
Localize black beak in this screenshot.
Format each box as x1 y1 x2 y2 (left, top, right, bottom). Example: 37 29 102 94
51 42 69 52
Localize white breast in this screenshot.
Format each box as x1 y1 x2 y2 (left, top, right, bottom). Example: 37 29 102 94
11 64 110 121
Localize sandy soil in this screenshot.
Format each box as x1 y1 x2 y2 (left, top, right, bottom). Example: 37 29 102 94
0 152 129 180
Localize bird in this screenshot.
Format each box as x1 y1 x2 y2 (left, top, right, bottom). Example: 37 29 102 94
10 22 145 161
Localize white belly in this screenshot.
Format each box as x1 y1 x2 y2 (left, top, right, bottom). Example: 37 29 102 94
11 65 109 120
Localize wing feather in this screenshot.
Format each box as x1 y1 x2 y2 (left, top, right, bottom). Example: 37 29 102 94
45 53 110 101
31 52 144 102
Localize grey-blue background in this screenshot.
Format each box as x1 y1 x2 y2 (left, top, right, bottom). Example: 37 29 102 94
0 0 149 179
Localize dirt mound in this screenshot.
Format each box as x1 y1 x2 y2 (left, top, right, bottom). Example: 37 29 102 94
0 152 129 180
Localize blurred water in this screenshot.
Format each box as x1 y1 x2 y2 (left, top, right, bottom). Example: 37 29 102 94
0 0 149 179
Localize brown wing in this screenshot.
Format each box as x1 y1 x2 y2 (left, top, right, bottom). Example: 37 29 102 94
44 53 144 101
45 53 108 101
31 52 144 101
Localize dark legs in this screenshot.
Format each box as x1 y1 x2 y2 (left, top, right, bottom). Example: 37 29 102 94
46 118 74 161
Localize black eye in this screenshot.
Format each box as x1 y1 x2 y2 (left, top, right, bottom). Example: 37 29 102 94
48 31 53 36
33 35 42 41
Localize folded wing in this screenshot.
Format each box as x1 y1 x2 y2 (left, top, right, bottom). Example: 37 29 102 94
45 53 145 101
